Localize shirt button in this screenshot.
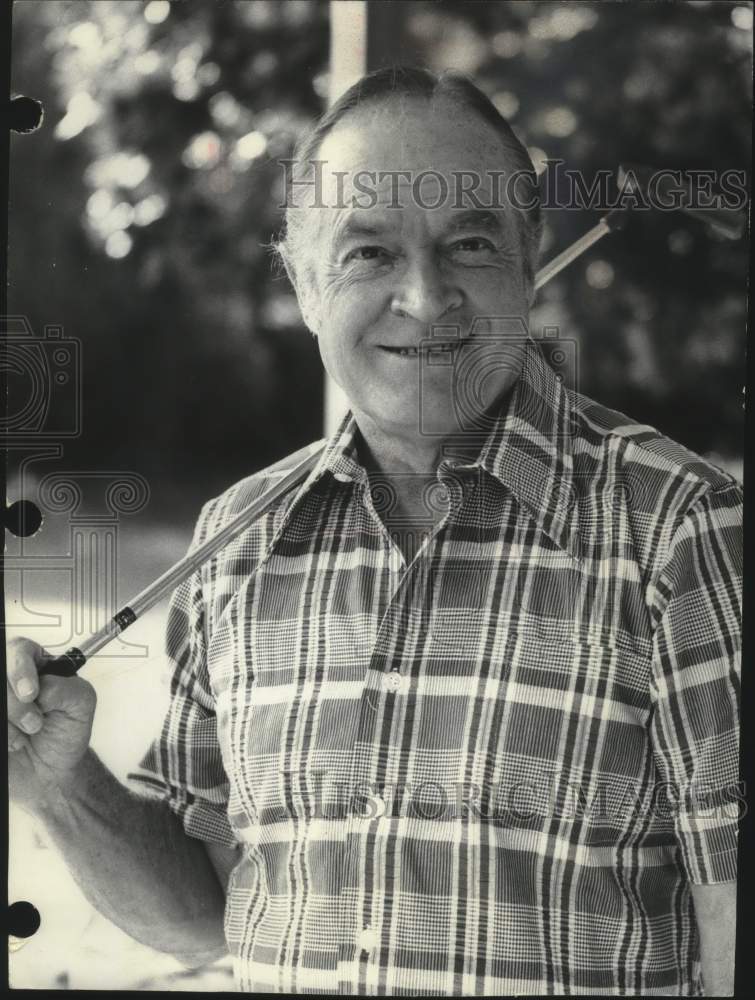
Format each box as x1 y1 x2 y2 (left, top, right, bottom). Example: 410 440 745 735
358 926 378 952
333 472 351 483
382 671 402 693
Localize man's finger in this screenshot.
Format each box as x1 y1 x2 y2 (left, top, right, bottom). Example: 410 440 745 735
6 636 45 703
36 674 97 720
8 721 30 753
7 684 44 733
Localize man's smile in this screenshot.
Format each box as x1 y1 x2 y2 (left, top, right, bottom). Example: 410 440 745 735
377 341 466 358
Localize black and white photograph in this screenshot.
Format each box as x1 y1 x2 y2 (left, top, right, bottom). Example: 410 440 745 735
4 0 750 993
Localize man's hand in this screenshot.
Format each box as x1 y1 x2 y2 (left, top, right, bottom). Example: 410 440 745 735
691 881 737 996
7 636 97 810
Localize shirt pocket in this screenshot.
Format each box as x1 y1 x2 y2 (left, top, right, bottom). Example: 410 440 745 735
481 629 654 838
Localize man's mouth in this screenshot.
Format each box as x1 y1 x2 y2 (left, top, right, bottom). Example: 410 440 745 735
379 342 464 357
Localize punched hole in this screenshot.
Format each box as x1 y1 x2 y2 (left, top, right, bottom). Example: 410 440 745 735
8 901 40 939
9 95 44 133
4 499 43 537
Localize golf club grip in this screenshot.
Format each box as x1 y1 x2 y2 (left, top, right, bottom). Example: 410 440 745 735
38 648 86 678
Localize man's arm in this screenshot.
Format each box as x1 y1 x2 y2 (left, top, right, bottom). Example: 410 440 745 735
7 638 230 968
647 483 741 994
691 882 737 997
31 749 229 967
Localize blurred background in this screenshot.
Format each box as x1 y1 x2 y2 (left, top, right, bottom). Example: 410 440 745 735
6 0 750 990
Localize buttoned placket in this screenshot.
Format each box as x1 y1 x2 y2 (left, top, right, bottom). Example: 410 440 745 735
335 464 471 993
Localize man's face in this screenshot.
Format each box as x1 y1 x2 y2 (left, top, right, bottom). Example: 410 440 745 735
295 96 531 441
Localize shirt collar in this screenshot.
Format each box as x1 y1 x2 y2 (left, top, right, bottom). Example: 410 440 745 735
312 407 367 486
476 338 581 563
291 338 581 563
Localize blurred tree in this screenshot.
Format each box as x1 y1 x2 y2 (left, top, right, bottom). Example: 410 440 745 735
9 0 329 517
403 0 750 461
8 0 749 523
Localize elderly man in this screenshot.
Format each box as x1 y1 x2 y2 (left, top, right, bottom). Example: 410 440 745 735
7 67 741 996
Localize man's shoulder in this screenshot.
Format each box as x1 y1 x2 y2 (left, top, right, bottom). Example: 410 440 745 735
196 437 327 540
569 390 740 501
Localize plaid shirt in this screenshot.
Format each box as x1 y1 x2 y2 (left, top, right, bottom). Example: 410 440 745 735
129 340 741 996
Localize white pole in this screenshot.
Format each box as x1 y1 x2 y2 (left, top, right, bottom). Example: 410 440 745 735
323 1 368 435
329 1 368 99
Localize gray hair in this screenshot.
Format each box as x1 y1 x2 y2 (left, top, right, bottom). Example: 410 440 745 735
273 65 543 319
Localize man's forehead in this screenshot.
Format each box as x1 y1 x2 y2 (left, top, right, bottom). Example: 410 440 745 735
311 98 516 204
330 206 508 241
318 94 506 165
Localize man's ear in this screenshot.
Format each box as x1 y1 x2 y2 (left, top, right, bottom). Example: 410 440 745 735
297 283 320 337
279 248 320 337
298 274 321 337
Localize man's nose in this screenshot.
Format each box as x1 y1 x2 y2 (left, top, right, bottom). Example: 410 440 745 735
391 256 462 323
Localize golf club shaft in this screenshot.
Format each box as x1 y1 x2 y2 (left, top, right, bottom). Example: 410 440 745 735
534 220 609 290
38 444 326 676
534 206 629 290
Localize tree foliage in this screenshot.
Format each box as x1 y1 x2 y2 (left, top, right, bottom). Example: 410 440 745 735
10 0 329 515
8 1 749 517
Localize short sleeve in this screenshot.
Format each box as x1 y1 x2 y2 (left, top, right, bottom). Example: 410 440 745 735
649 481 742 884
127 501 238 848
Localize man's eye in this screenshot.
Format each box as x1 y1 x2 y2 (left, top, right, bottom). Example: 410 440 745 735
346 246 389 263
450 238 496 253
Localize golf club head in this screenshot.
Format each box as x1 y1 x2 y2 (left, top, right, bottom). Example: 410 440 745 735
617 163 746 240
